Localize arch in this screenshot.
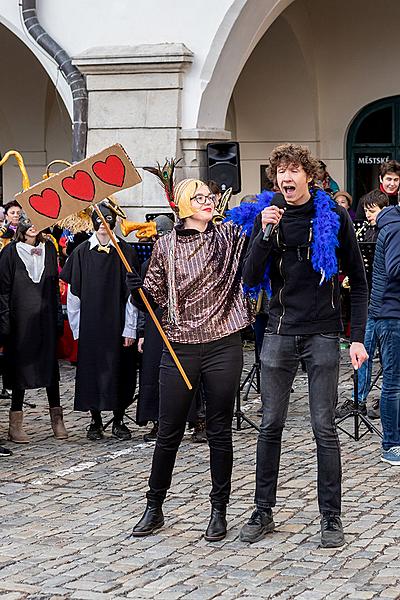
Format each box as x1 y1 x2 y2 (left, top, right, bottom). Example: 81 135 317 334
0 12 72 117
0 21 72 200
346 96 400 199
197 0 295 130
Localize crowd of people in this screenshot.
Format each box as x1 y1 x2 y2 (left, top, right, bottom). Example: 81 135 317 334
0 144 399 550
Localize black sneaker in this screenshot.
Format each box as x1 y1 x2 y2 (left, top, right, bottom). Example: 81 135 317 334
112 421 132 441
335 399 366 419
86 420 104 441
239 508 275 543
143 422 158 443
320 513 345 548
0 389 11 400
367 399 380 420
0 446 12 457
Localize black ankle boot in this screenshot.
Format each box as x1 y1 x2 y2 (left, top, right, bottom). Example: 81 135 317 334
204 505 227 542
131 503 164 537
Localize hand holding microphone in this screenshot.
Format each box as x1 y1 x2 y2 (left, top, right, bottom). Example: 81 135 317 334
261 193 286 241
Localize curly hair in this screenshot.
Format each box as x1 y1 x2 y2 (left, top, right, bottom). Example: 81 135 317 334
267 144 320 182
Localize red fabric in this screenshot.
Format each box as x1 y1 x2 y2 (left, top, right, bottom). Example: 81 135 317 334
57 279 78 362
57 320 78 362
380 182 398 199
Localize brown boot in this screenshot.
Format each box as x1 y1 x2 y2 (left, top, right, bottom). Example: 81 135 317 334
8 411 29 444
49 406 68 439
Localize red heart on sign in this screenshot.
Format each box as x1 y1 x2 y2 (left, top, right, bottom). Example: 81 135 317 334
29 189 61 220
92 155 125 187
62 170 95 202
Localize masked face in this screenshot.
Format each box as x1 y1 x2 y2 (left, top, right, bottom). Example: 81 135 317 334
91 203 117 232
17 216 39 240
153 215 174 238
18 215 33 234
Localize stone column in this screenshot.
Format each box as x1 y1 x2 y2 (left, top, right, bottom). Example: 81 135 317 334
73 44 193 221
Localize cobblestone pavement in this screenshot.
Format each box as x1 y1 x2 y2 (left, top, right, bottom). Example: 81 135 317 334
0 348 399 600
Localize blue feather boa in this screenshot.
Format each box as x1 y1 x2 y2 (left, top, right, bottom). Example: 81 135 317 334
225 187 340 298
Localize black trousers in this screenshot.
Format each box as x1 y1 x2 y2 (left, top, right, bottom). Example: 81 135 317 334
147 332 243 507
256 332 341 514
11 383 60 411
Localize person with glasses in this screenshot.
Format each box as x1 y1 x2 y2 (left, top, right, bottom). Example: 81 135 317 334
126 178 253 542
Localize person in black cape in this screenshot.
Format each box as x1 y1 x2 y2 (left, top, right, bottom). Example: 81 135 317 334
0 216 68 445
60 200 140 441
136 218 170 441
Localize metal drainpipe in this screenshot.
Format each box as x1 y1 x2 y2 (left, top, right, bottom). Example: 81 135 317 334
21 0 88 162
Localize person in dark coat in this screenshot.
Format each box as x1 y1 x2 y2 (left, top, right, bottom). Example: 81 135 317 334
61 200 140 441
356 205 400 466
136 216 173 438
0 217 68 444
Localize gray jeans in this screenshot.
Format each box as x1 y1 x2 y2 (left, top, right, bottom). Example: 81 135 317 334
256 332 342 514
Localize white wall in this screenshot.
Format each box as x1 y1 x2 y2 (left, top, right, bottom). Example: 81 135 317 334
230 0 400 197
0 23 71 202
36 0 235 130
232 10 318 196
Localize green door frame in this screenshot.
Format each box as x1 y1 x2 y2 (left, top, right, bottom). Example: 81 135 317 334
346 95 400 199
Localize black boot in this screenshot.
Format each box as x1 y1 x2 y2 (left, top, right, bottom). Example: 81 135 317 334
204 505 227 542
131 503 164 537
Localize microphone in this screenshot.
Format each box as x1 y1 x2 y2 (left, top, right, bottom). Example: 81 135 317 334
263 193 286 241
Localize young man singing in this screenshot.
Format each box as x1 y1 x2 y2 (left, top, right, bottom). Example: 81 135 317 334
240 144 368 548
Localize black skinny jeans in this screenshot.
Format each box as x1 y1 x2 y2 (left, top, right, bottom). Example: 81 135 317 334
147 332 243 508
256 332 342 515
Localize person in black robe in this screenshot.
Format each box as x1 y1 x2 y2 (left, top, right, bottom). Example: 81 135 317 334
136 271 162 438
136 216 173 440
0 216 68 445
60 200 140 441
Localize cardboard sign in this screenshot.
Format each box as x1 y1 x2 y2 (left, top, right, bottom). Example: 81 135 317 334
15 144 142 231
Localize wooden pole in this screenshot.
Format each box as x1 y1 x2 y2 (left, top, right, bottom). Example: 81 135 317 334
94 205 192 390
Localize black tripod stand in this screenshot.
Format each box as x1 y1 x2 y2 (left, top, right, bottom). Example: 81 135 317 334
336 369 382 441
234 344 260 432
103 406 137 431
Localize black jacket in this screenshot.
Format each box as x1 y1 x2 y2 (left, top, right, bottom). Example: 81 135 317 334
242 197 368 342
355 189 398 220
369 206 400 319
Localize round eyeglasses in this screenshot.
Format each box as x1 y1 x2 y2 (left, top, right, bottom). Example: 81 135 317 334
190 194 217 205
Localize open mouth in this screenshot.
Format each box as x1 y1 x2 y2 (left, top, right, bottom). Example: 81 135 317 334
283 185 296 195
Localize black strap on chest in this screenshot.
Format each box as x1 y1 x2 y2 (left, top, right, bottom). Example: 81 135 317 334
277 221 313 262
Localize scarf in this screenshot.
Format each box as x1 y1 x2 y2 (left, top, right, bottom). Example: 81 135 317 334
225 187 340 297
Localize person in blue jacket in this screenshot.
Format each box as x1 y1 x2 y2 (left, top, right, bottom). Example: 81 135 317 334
365 204 400 465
